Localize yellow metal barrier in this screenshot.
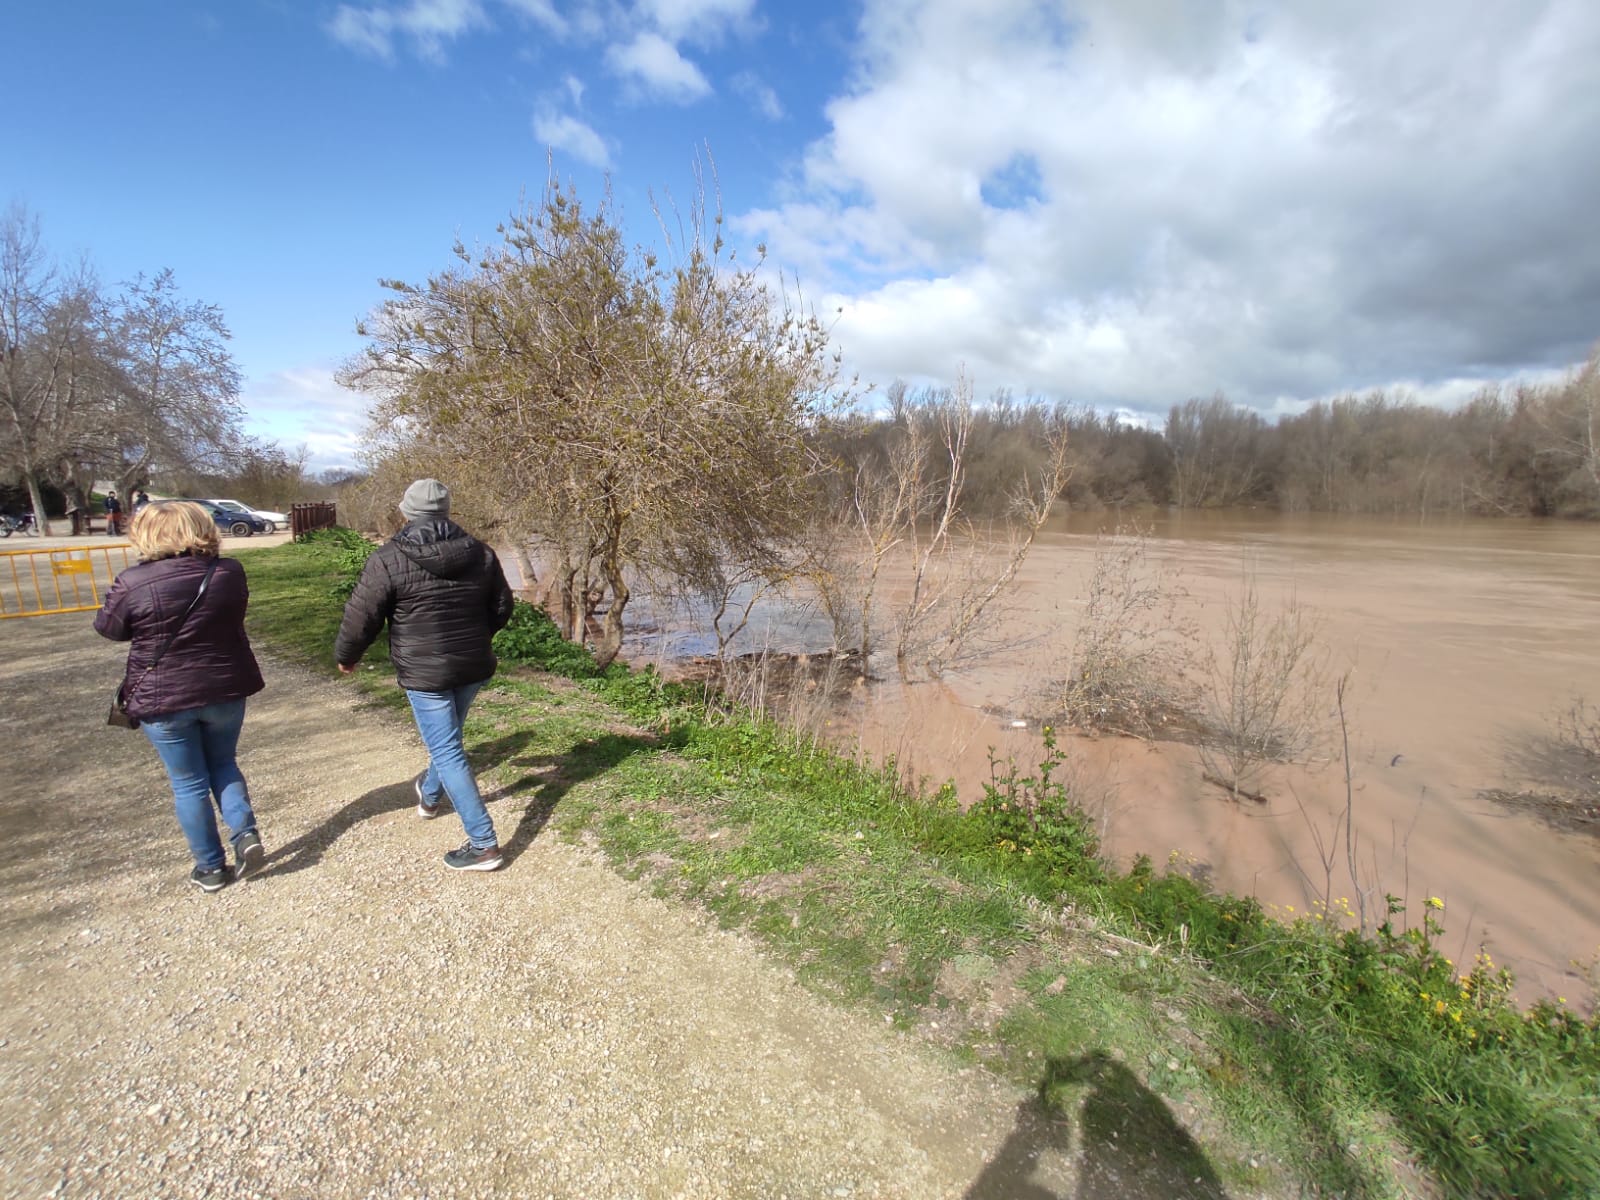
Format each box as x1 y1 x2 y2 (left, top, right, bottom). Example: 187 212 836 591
0 544 138 619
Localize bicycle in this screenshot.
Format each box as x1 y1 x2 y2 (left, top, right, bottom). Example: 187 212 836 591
0 512 39 537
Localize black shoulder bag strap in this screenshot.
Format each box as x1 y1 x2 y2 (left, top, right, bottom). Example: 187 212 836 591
121 556 221 699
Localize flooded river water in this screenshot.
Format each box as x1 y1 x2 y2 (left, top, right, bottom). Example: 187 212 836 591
588 512 1600 1002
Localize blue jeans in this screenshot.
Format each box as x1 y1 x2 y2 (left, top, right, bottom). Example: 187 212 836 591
405 682 496 848
141 699 256 872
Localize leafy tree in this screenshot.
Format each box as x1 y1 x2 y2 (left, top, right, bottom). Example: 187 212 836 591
342 180 844 668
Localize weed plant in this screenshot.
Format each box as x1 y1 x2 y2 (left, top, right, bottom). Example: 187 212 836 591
243 532 1600 1199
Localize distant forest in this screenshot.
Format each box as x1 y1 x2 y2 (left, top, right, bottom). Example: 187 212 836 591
830 355 1600 521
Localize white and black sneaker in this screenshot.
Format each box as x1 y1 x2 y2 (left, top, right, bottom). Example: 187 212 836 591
234 830 266 881
443 841 504 872
189 865 231 893
414 772 443 820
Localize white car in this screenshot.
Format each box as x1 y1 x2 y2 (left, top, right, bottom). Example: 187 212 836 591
202 499 290 533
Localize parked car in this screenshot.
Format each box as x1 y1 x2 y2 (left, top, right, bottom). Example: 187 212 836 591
192 500 272 537
200 498 290 533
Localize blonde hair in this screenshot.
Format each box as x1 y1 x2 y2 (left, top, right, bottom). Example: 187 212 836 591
128 501 222 560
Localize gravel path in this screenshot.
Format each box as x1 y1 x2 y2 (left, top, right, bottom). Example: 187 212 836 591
0 610 1076 1199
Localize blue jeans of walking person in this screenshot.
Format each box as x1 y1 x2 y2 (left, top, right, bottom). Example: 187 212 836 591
405 682 496 848
141 699 257 872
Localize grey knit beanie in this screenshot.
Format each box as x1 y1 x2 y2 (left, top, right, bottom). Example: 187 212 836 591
399 478 451 520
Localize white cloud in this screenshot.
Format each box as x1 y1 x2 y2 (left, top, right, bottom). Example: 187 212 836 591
534 110 611 168
241 366 371 473
326 0 488 60
742 0 1600 413
499 0 567 36
637 0 757 44
605 31 712 102
732 70 783 120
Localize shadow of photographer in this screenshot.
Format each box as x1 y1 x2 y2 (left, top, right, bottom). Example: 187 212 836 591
965 1052 1230 1200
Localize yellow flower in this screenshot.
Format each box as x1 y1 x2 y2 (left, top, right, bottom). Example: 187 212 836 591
1419 992 1430 1001
1434 1000 1446 1015
1426 896 1444 910
1452 1011 1462 1022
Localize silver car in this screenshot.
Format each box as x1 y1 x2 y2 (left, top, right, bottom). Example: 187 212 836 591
201 498 290 533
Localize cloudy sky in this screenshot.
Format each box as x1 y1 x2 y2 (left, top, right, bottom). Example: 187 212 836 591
9 0 1599 470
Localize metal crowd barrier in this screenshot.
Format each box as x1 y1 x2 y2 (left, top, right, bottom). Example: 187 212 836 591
0 543 138 619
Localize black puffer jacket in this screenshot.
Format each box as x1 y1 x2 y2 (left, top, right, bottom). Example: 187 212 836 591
334 519 515 692
94 554 265 720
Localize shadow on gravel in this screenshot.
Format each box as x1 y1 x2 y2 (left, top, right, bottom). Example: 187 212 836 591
965 1052 1229 1200
248 732 654 879
497 733 656 864
254 780 416 879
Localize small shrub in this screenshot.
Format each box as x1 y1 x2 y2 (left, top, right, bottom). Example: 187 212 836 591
295 526 378 598
1059 525 1198 736
1197 575 1328 799
494 601 600 678
970 725 1103 881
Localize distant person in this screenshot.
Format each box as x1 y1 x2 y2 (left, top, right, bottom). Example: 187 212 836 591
94 501 268 892
103 489 122 536
134 490 151 512
334 479 515 871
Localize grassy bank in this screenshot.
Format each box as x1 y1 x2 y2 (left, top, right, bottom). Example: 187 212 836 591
242 531 1600 1199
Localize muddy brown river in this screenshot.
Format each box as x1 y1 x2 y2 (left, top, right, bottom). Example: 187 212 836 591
567 512 1600 1004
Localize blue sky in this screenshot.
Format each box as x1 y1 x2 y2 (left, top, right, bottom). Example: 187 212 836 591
9 1 1599 472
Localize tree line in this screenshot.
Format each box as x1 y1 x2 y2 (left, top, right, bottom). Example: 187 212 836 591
0 203 315 531
816 366 1600 522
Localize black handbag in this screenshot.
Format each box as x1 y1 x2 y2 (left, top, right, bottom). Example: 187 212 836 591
107 683 138 729
107 557 220 730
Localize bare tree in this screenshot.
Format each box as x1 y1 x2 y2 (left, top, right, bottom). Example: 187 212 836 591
1197 572 1330 801
1058 525 1198 736
106 269 245 497
1526 344 1600 515
0 205 105 533
812 373 1070 681
1165 393 1265 509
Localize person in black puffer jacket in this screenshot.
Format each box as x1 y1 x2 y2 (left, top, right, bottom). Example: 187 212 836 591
334 479 515 872
95 501 268 893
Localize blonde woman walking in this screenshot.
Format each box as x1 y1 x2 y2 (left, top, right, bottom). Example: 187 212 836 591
94 501 267 892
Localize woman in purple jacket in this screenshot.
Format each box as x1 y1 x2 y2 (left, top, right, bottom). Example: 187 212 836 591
95 501 267 892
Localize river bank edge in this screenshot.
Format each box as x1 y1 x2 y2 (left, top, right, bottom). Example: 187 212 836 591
230 531 1600 1200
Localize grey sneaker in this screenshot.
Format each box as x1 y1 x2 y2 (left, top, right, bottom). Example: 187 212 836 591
189 865 231 893
443 841 504 872
234 830 266 880
414 772 443 819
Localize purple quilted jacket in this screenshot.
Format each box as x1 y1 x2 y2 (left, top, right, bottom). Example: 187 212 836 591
94 554 265 720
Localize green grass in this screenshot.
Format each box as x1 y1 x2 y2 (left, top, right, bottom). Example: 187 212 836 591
243 531 1600 1199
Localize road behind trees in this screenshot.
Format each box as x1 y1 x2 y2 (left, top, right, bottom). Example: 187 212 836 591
0 610 1075 1200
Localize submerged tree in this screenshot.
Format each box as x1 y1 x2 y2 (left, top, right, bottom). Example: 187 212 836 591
812 374 1072 681
342 179 844 669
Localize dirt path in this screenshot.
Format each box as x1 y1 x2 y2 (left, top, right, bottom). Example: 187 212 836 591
0 610 1077 1199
